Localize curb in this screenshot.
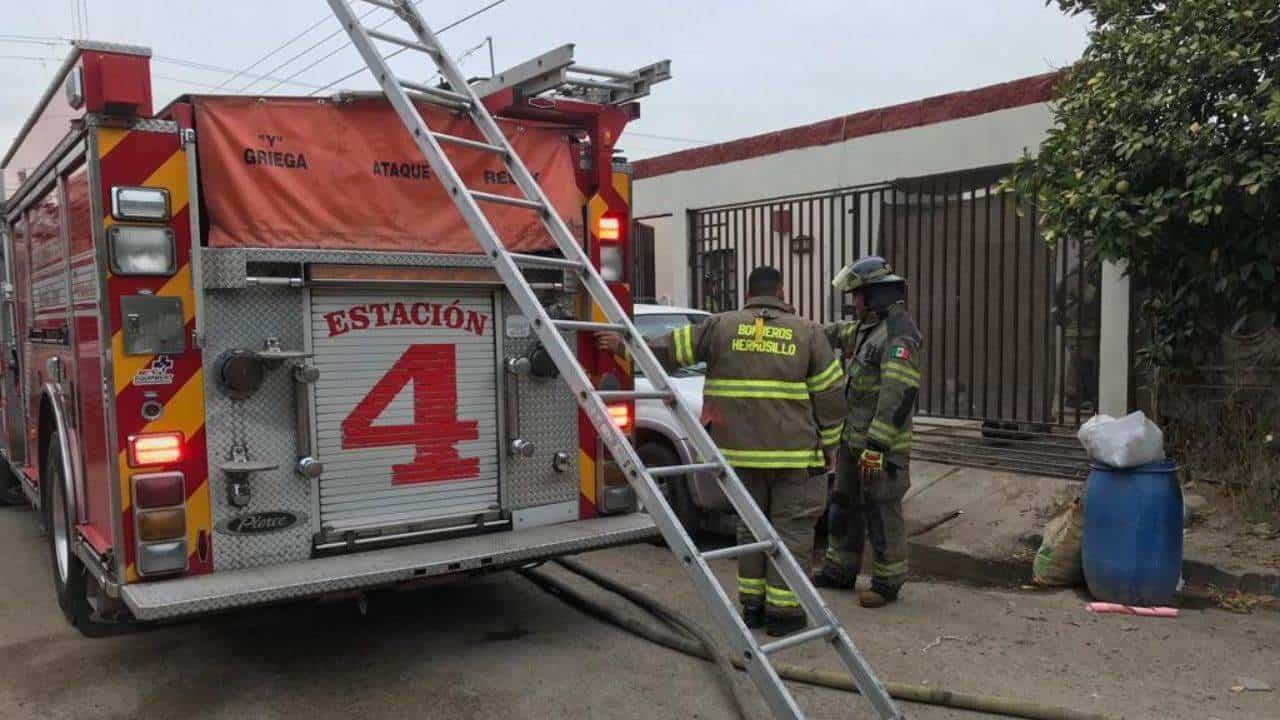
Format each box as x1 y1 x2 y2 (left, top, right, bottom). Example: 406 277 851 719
1181 558 1280 598
906 539 1030 587
907 538 1280 599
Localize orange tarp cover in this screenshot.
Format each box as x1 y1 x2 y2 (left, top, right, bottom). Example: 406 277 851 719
193 96 584 253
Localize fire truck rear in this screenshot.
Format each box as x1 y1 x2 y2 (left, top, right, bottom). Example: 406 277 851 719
0 41 669 634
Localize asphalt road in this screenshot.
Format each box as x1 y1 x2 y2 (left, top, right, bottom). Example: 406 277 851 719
2 504 1277 720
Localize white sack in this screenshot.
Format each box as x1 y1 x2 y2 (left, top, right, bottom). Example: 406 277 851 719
1077 411 1165 468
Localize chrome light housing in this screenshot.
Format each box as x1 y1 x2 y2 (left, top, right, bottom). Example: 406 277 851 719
111 186 170 222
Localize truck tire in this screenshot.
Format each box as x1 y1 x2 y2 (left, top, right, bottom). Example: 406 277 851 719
637 441 701 538
0 461 25 506
44 435 111 637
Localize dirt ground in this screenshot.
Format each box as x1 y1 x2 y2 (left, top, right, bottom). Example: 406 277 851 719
1183 483 1280 576
1 504 1277 720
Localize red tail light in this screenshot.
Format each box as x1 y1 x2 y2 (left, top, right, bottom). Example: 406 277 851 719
607 403 632 432
128 432 184 467
597 214 626 282
597 214 622 242
133 472 185 508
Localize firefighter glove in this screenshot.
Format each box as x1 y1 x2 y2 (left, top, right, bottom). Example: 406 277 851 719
858 448 885 485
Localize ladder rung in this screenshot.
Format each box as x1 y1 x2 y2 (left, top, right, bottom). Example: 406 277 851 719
647 462 721 479
508 252 583 271
568 64 637 81
760 624 837 655
470 190 546 212
366 28 438 55
596 390 673 401
699 539 776 562
565 77 633 93
357 0 402 11
398 79 473 106
551 319 626 333
434 132 505 154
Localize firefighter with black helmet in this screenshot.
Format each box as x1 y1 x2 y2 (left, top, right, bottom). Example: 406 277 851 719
597 266 846 637
814 256 923 608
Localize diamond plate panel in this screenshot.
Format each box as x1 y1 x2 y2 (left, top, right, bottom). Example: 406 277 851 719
121 514 656 620
203 286 313 570
201 248 496 289
501 293 580 509
200 250 247 289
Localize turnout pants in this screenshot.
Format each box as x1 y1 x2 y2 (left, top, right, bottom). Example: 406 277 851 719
823 444 910 598
735 468 826 619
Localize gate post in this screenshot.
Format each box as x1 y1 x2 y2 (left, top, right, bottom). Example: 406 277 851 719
1098 260 1131 416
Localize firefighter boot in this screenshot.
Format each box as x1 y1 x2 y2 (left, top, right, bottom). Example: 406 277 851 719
812 564 856 590
765 613 807 637
742 602 765 629
859 590 889 608
859 583 900 609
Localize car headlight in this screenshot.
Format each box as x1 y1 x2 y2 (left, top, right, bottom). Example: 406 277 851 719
109 225 177 276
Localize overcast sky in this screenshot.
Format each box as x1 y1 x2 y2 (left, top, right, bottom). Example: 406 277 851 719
1 0 1091 161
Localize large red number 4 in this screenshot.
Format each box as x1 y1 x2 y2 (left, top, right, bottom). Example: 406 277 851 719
342 344 480 485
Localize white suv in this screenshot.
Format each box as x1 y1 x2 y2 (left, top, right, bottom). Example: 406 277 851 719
633 304 735 535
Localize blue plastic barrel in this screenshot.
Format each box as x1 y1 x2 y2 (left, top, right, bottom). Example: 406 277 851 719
1082 458 1183 605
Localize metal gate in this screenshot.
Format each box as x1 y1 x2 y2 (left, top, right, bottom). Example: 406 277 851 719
632 221 657 304
309 286 502 540
689 166 1099 477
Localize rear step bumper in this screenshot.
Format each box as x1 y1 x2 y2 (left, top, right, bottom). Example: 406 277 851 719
121 514 656 621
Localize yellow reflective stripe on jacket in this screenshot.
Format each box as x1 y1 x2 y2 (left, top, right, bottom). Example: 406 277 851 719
721 447 824 468
673 325 695 367
765 585 800 608
872 559 908 578
820 422 844 446
881 360 920 387
738 576 765 597
806 358 844 393
704 378 809 400
868 418 900 446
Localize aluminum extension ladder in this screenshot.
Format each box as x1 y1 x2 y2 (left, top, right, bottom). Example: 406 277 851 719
324 2 903 717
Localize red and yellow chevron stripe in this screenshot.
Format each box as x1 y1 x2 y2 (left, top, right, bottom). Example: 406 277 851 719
97 126 211 581
577 169 633 518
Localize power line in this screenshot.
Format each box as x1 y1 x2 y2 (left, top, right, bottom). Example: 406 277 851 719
153 73 229 91
0 54 64 63
628 131 716 145
307 0 511 97
0 37 70 48
257 1 437 95
214 15 341 92
0 33 329 93
238 5 383 94
67 0 80 39
0 33 71 44
152 55 328 91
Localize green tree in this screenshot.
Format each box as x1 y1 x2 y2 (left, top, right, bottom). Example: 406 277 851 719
1008 0 1280 370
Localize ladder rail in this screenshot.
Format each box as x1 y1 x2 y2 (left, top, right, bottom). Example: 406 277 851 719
327 3 902 717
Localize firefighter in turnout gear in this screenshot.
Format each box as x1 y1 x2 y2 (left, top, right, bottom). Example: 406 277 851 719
814 256 922 609
597 266 846 637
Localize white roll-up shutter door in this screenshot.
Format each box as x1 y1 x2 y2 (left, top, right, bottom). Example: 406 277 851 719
310 287 500 535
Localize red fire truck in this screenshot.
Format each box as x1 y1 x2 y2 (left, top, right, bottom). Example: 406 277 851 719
0 40 670 634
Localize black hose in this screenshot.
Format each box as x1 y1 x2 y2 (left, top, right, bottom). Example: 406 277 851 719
521 564 753 719
524 559 1121 720
551 558 756 719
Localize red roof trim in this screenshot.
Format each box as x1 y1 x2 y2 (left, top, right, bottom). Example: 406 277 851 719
632 71 1064 180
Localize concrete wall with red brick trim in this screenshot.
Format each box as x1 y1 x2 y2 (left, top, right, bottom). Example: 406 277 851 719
630 73 1063 306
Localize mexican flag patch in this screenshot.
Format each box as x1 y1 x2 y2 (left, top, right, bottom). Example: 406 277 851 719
890 345 912 361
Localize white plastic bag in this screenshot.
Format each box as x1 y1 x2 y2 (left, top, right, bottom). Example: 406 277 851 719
1077 411 1165 468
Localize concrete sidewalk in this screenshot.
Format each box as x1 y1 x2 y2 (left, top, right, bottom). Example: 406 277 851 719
902 461 1280 599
